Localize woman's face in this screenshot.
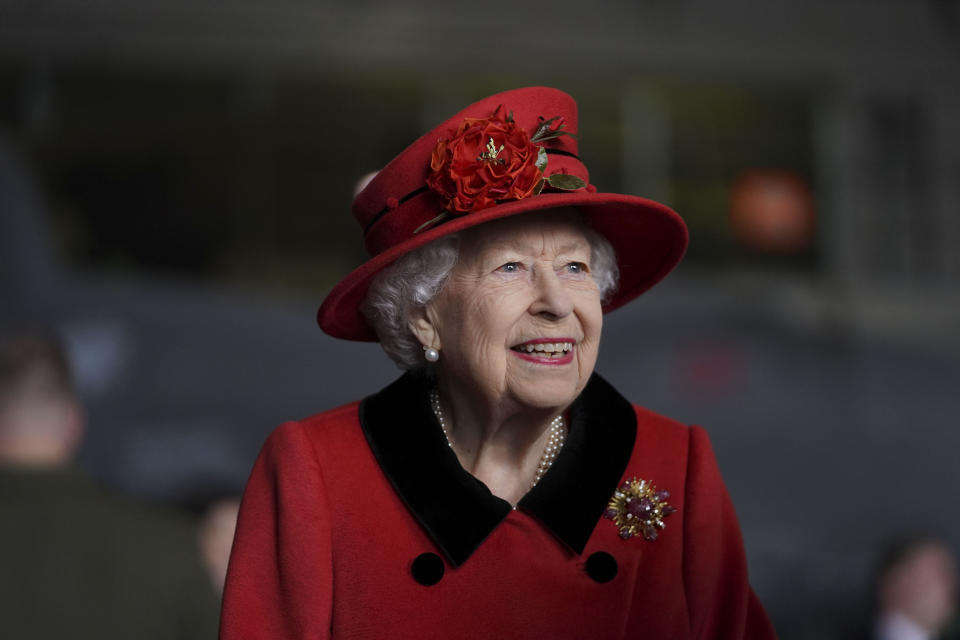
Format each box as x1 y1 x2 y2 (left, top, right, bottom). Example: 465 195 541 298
420 209 603 412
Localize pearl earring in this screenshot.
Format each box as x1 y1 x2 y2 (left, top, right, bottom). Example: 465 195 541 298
423 346 440 362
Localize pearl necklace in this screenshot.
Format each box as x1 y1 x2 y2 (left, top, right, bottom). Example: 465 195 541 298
429 388 566 488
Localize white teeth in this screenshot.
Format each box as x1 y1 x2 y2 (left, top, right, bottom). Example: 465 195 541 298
515 342 574 354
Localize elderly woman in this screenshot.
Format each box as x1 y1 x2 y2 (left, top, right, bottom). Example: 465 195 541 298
221 87 775 639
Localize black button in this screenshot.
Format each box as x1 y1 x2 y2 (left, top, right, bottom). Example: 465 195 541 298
586 551 618 583
411 552 445 586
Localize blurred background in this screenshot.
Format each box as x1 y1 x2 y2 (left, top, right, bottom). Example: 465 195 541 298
1 1 958 637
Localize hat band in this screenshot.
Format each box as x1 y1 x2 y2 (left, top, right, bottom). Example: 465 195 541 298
363 186 431 235
362 148 585 238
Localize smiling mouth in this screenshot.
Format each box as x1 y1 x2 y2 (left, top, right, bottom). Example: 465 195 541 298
510 340 575 359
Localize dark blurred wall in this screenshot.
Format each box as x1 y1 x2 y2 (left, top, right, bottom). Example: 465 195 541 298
2 2 958 638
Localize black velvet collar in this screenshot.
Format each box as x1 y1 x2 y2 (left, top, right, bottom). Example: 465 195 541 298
358 371 637 567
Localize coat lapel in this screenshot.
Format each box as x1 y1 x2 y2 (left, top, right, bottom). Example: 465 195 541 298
359 372 637 566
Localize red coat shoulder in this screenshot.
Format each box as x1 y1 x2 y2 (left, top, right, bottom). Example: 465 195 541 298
264 401 365 469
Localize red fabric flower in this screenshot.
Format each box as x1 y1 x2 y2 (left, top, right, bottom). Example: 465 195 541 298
427 109 542 214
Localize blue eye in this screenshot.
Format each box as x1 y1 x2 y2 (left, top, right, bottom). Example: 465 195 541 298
565 262 587 274
498 262 521 273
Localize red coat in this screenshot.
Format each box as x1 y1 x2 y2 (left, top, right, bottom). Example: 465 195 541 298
221 373 776 639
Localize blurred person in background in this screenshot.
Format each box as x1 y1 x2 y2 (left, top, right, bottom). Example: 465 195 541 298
179 485 243 596
221 87 775 638
197 495 241 595
872 535 958 640
0 330 219 639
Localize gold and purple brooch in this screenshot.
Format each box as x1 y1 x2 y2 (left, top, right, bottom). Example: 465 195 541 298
603 477 677 541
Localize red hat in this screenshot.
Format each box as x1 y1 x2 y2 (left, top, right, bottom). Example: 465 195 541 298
318 87 688 341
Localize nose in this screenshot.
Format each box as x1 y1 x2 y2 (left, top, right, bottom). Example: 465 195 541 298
529 265 573 319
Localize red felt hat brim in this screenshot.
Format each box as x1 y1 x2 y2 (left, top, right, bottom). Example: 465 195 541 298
317 190 688 341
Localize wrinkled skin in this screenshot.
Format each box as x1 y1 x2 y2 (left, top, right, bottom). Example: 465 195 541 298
409 208 603 503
